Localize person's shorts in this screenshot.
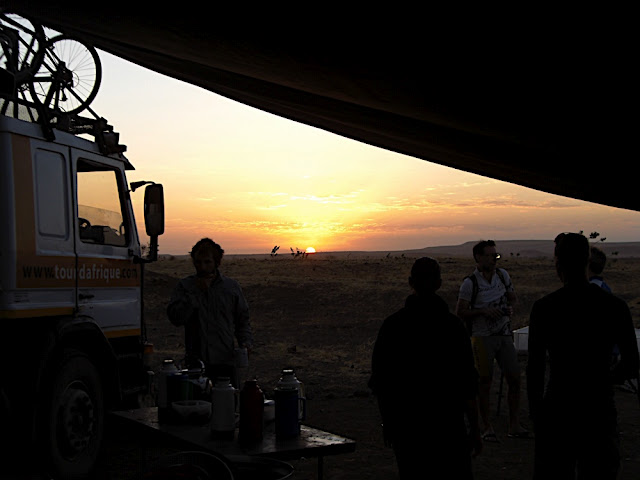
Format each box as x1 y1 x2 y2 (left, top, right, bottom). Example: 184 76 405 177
471 336 519 378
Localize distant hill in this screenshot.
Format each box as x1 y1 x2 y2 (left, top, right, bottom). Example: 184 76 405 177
314 240 640 259
407 240 640 259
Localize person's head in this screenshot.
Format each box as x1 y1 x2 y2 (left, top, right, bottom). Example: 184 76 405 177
554 232 589 283
409 257 442 294
589 246 607 276
473 240 500 272
190 238 224 277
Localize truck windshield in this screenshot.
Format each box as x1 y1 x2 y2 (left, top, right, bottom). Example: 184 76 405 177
77 160 127 247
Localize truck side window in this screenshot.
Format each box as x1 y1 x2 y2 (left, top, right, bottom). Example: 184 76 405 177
77 159 128 247
35 150 69 239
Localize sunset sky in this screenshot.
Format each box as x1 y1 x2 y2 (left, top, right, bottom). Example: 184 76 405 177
88 51 640 255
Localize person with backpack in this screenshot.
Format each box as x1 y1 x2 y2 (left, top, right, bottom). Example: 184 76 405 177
456 240 530 442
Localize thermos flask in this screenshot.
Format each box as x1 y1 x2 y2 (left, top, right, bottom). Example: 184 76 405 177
157 358 179 424
275 369 306 439
239 379 264 444
210 377 236 440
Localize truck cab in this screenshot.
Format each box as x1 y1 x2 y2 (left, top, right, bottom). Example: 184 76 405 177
0 112 164 478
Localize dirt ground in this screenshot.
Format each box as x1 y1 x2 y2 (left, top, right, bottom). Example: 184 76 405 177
102 253 640 479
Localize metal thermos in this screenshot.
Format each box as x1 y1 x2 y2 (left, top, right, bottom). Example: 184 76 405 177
276 369 305 421
239 379 264 444
275 369 306 439
210 377 236 440
157 358 179 424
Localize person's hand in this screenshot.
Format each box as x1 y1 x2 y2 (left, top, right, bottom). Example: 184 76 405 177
195 276 212 291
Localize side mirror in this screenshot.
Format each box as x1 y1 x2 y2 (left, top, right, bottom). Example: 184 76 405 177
144 184 164 236
144 183 164 261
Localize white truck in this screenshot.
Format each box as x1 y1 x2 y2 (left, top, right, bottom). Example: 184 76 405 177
0 110 164 477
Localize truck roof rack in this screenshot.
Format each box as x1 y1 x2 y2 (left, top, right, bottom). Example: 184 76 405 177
0 93 126 155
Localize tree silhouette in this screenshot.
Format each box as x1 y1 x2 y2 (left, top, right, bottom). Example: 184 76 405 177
290 247 307 258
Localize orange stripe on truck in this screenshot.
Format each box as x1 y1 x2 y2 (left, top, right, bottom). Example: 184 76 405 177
0 307 75 319
104 328 142 339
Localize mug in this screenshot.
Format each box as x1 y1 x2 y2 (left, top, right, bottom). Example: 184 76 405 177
234 347 248 368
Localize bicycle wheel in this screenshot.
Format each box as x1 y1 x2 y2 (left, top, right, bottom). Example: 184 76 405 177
0 11 45 85
29 34 101 115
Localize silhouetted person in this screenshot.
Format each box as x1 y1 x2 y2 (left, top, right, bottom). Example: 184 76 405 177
369 257 482 479
455 240 530 441
527 233 639 479
167 238 252 385
588 245 612 293
588 245 623 369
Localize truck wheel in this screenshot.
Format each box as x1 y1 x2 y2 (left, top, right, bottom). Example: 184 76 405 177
44 351 104 479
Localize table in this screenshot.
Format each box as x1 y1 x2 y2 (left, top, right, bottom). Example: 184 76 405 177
513 326 640 353
110 407 356 479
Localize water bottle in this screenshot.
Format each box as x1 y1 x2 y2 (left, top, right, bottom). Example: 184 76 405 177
157 358 179 424
239 379 264 444
210 377 236 440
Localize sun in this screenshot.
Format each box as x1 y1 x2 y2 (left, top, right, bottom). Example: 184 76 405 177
305 247 316 254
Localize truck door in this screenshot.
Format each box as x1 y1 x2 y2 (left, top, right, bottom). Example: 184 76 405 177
72 151 141 337
13 138 75 315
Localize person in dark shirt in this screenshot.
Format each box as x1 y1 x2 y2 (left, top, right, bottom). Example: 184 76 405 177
369 257 482 479
527 233 639 479
167 238 252 385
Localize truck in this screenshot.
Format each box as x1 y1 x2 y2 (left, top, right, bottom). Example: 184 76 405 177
0 105 164 477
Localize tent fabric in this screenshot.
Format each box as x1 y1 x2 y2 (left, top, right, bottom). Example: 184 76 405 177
6 5 636 211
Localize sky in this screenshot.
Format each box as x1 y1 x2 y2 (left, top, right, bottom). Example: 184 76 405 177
86 51 640 255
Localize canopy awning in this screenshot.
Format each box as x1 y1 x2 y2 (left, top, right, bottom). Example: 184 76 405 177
6 5 636 211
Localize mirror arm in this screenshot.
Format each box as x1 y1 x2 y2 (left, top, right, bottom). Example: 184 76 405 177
147 235 159 262
132 235 159 264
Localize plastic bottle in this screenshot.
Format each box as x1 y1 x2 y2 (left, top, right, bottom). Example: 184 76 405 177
157 358 179 424
210 377 236 440
239 379 264 444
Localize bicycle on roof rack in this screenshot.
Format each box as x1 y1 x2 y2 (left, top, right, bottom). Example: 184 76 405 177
1 10 101 115
0 10 124 154
29 33 102 115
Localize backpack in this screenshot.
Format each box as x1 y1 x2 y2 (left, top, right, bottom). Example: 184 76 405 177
463 268 509 335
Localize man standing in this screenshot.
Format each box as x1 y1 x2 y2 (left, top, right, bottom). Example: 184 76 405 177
369 257 482 479
456 240 529 441
527 233 639 479
167 237 253 385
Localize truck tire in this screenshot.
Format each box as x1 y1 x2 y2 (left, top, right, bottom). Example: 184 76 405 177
43 350 104 479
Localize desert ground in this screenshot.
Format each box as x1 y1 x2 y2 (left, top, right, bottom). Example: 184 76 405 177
103 243 640 479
